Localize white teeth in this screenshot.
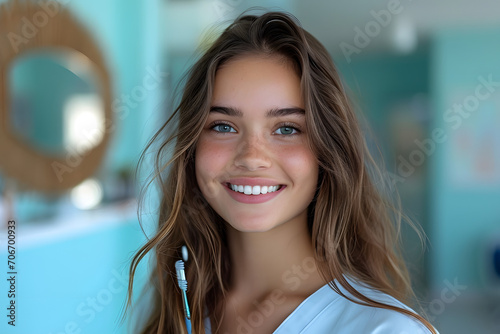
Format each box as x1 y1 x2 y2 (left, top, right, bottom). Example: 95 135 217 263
252 186 260 195
228 183 281 195
244 185 252 195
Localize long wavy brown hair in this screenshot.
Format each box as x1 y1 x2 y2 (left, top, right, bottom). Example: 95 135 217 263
124 11 436 334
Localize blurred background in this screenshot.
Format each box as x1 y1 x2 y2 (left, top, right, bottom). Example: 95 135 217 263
0 0 499 333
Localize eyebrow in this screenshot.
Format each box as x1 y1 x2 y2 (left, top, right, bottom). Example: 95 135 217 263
210 106 305 118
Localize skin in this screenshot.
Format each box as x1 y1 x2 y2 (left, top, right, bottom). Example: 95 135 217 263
195 55 325 333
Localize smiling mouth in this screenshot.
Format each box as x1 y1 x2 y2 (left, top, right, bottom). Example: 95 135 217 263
227 183 284 195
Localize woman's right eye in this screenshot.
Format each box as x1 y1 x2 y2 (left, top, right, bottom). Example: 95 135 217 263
211 123 236 133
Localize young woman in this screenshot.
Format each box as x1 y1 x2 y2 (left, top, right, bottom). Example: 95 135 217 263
126 11 438 334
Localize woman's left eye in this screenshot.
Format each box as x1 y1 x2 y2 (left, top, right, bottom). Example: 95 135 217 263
274 126 299 135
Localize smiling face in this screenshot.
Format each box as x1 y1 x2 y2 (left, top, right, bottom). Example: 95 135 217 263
195 55 318 232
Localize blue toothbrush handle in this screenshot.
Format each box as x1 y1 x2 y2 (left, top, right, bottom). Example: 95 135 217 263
181 290 191 333
181 290 191 319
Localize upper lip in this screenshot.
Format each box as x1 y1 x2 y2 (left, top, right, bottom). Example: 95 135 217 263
224 178 283 187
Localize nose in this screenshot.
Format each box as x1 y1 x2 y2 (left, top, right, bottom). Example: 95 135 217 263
233 133 272 171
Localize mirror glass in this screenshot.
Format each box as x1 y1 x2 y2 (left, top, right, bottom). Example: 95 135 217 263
8 49 104 157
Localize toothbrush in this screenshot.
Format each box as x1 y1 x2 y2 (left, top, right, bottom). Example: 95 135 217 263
175 245 192 334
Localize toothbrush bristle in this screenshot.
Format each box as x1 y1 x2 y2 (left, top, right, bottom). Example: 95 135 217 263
175 260 188 291
182 245 189 262
175 260 184 271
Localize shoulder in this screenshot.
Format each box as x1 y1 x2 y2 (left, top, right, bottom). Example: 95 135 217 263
314 278 436 333
275 276 438 333
326 297 433 333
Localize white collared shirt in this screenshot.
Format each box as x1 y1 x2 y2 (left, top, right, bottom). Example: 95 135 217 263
205 276 437 333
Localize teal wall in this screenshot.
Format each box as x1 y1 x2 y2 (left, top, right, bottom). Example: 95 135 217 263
0 219 150 334
336 27 500 292
430 27 500 290
337 52 430 153
336 53 431 294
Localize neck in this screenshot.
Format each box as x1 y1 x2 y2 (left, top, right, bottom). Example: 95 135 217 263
226 212 325 298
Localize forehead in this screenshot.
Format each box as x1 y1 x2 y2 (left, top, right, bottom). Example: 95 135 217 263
211 55 304 111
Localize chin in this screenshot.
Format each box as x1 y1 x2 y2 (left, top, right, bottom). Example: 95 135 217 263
225 219 278 233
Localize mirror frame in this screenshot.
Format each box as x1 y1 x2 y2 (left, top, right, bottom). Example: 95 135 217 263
0 0 113 192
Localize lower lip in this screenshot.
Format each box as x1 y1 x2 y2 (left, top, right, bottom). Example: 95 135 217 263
224 184 286 204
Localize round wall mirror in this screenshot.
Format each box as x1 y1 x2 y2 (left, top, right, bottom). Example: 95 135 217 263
9 49 104 156
0 0 112 192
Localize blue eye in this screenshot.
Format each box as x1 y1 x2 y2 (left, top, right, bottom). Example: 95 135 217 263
212 123 236 133
275 126 298 135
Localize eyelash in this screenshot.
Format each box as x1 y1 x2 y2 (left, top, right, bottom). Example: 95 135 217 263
208 121 302 136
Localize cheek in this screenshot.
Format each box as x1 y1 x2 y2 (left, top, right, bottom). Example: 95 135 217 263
195 138 238 204
277 145 318 180
195 138 232 183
